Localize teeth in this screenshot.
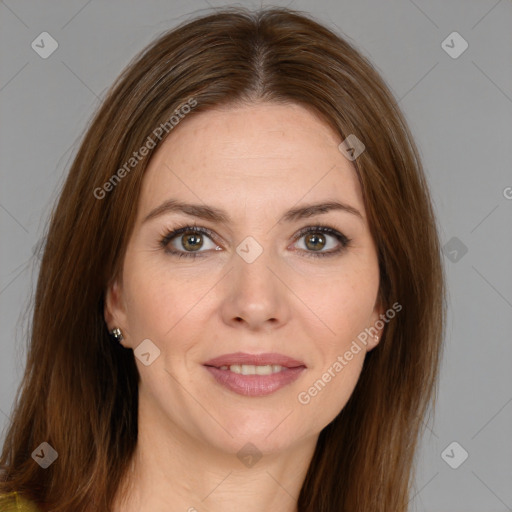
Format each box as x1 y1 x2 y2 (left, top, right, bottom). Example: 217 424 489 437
218 364 285 375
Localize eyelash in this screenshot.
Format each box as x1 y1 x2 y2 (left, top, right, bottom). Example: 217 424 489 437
159 223 352 260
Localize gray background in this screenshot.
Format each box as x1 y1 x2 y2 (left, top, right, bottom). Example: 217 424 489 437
1 1 511 510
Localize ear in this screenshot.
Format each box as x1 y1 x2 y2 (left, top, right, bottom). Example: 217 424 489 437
365 300 385 352
104 277 128 337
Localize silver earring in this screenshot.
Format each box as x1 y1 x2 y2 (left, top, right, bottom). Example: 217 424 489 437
111 327 124 342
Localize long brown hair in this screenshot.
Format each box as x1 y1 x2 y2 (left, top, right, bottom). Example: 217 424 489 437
0 7 445 511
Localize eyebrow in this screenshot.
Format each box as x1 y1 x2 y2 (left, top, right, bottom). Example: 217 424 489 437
143 198 363 225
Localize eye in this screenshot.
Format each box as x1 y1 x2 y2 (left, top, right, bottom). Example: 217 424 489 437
291 226 351 258
160 225 220 258
159 224 351 259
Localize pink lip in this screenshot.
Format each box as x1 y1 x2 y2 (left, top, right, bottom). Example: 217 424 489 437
204 366 306 396
203 352 306 397
203 352 306 368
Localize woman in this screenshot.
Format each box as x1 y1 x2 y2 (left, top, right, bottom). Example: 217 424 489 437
0 6 445 512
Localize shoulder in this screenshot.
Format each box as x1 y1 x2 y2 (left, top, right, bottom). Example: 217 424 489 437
0 492 41 512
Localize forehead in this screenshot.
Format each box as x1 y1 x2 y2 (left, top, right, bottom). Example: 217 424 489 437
138 102 365 220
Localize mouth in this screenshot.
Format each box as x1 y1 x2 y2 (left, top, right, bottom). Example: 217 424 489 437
202 352 306 396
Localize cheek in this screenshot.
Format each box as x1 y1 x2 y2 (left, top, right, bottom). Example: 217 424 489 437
298 351 365 409
122 254 217 343
295 263 379 349
295 275 374 421
292 263 378 415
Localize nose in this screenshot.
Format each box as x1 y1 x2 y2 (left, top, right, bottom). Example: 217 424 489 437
219 248 292 331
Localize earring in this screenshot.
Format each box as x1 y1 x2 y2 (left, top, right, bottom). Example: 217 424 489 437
111 327 124 343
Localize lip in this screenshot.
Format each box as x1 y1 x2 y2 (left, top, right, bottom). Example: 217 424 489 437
203 352 307 397
204 366 306 397
203 352 306 368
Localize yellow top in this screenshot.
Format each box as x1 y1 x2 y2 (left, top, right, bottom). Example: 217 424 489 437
0 492 41 512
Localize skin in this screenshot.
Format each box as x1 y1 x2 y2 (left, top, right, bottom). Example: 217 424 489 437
105 102 383 512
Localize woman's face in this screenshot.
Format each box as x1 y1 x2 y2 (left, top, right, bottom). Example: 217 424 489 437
106 102 383 456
